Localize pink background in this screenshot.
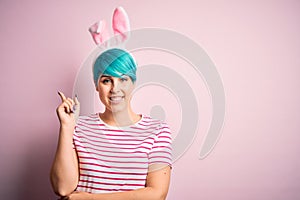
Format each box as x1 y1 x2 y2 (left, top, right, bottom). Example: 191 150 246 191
1 0 300 199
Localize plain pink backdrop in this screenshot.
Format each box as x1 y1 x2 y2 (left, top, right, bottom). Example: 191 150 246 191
1 0 300 199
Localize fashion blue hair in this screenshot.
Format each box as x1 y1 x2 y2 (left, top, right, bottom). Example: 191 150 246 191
93 48 137 86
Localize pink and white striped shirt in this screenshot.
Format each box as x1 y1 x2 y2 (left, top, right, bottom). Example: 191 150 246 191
73 114 172 193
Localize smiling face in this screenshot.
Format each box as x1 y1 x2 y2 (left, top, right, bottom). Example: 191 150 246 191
97 75 135 113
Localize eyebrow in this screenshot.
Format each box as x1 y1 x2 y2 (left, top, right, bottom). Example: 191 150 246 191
100 74 127 79
100 75 112 78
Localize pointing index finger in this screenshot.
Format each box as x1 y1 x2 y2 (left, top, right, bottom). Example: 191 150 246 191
57 91 67 101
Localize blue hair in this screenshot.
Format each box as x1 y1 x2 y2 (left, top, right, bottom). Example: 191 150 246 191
93 48 137 86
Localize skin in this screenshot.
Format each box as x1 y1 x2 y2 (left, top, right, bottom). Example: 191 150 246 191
51 75 171 200
96 75 140 127
50 91 80 196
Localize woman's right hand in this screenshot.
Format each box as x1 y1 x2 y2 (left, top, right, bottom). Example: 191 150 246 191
56 91 80 128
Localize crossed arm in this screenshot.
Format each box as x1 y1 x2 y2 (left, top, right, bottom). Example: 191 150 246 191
63 165 171 200
50 126 171 200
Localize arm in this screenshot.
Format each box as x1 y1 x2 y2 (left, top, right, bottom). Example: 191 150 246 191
67 164 171 200
50 92 80 196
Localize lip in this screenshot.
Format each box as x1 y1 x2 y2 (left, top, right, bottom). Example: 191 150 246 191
109 96 125 104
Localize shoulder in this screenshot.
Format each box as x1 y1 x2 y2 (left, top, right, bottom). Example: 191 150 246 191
140 115 171 135
76 113 100 126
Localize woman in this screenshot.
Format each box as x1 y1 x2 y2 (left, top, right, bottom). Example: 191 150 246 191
50 48 172 200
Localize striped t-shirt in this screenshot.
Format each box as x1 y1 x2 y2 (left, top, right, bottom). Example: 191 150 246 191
73 113 172 193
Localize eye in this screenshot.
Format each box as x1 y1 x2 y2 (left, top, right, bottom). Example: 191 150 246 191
101 79 111 84
120 77 128 82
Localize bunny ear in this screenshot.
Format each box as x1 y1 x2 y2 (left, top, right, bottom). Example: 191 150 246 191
112 6 131 43
88 20 110 45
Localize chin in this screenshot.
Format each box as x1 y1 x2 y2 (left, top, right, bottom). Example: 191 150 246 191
110 104 127 113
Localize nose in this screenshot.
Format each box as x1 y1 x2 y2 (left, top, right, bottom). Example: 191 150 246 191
110 79 121 93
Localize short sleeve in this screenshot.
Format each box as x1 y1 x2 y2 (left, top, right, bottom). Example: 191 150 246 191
148 123 172 167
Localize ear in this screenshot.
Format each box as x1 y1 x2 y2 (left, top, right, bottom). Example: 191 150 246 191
95 78 99 91
112 6 130 44
89 20 110 46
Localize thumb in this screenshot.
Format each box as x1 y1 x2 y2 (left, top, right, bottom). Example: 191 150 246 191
74 95 80 123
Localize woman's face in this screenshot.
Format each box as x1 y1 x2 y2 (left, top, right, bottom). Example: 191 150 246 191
96 75 135 113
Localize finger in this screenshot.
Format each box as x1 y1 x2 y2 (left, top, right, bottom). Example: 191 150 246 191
73 95 80 112
58 91 67 102
67 97 75 105
60 101 71 113
74 95 80 105
67 98 75 110
64 100 73 113
66 98 76 112
73 95 80 122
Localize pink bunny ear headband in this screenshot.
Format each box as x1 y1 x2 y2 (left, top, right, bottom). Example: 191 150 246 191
88 6 130 48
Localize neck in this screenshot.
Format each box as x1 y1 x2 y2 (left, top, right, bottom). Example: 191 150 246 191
100 107 140 127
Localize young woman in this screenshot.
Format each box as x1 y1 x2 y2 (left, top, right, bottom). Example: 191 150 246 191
50 48 172 200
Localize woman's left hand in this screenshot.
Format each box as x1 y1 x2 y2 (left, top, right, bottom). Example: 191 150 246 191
59 191 91 200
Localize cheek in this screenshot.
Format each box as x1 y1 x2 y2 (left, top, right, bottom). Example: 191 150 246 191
97 86 110 97
123 84 134 92
98 90 108 105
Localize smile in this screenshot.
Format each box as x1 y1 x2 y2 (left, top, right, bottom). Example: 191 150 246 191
109 96 125 104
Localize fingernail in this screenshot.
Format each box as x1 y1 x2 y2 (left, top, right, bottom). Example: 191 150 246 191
72 104 76 112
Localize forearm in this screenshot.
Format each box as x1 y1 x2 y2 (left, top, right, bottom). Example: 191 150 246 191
50 125 79 196
70 165 171 200
86 187 167 200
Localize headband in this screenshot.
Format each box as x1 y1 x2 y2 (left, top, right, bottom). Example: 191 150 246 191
88 6 130 48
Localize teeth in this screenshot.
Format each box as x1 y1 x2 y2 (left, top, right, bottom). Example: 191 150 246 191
109 97 123 101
